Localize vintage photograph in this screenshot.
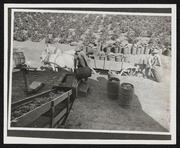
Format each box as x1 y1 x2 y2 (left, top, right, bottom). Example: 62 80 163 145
4 4 176 144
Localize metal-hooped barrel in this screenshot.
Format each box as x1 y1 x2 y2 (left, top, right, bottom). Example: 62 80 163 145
115 55 122 62
119 83 134 109
107 77 120 100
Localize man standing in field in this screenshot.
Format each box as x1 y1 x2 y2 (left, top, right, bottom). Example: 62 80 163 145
45 33 54 51
146 47 162 82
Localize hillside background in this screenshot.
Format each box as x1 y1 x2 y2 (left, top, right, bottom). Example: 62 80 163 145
13 12 171 49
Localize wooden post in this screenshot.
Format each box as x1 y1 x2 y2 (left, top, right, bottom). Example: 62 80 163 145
94 57 97 68
50 101 55 128
60 92 71 126
67 92 70 113
103 56 106 69
121 57 124 71
21 68 29 93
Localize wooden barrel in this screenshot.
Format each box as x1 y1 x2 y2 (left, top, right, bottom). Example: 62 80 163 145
127 44 132 54
18 52 25 64
118 46 122 53
107 47 111 54
140 47 144 54
107 54 115 61
13 52 21 66
119 83 134 109
115 55 122 62
122 48 127 55
107 77 120 100
75 67 92 79
122 56 129 63
151 66 162 83
136 47 141 55
125 46 130 55
99 55 106 60
115 47 119 53
131 45 137 55
108 71 118 80
144 47 150 54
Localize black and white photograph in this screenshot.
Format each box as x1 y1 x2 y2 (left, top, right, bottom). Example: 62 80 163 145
4 4 176 144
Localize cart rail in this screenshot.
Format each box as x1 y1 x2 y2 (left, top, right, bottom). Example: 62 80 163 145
11 87 74 128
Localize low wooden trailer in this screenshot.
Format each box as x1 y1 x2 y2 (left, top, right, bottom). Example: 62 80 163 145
88 54 150 72
11 85 76 128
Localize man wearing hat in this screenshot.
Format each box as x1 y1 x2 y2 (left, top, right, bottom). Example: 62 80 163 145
146 47 162 79
74 45 89 68
74 45 90 82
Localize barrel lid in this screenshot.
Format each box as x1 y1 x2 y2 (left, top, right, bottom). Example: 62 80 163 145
121 83 134 90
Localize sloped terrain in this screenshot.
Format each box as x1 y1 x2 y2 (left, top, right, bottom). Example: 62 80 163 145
65 68 171 132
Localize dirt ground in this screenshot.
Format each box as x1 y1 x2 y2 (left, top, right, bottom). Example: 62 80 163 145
65 66 171 132
11 71 66 103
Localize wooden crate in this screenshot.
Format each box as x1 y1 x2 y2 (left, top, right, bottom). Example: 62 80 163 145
11 86 74 128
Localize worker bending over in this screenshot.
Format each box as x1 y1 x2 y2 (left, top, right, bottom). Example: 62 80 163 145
74 45 91 82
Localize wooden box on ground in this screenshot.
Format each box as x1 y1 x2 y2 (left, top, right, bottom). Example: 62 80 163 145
78 81 90 97
11 86 75 128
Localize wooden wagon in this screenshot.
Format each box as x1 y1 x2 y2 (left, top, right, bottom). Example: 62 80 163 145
11 85 76 128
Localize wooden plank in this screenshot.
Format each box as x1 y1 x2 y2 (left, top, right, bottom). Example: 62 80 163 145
89 59 136 71
56 115 66 128
50 101 55 128
58 101 74 126
11 89 53 110
78 82 89 97
22 69 29 93
52 108 67 127
57 72 67 83
53 90 72 106
71 79 81 98
11 101 52 127
66 92 70 113
26 116 51 128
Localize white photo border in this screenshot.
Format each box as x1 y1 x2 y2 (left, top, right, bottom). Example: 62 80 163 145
4 4 177 144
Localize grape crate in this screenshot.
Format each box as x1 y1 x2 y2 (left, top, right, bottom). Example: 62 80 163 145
11 86 75 128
